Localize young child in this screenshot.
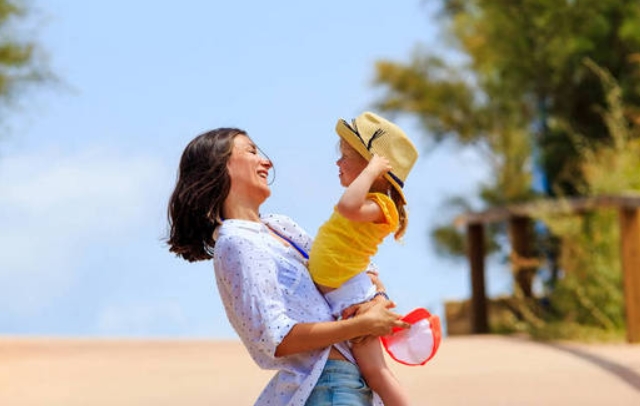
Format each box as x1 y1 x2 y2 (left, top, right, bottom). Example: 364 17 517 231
308 111 418 406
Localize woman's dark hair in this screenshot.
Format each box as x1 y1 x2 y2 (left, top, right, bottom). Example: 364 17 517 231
167 128 244 262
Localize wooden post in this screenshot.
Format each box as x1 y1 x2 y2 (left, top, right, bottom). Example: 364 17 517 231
508 216 536 298
467 223 488 334
619 207 640 343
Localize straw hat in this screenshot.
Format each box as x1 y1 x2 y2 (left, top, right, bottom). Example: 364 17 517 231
335 111 418 204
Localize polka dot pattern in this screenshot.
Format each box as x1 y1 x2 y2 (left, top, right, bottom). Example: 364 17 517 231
213 214 364 405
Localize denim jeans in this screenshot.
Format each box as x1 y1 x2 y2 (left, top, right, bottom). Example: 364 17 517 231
305 359 373 406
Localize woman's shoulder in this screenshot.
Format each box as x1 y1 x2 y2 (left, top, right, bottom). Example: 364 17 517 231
260 212 293 222
261 213 312 242
213 222 273 270
214 220 264 252
261 213 300 231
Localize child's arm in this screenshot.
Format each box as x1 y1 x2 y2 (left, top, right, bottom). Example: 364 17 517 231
337 154 392 222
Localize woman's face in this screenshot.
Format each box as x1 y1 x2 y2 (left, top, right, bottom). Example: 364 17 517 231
226 134 273 202
336 140 368 187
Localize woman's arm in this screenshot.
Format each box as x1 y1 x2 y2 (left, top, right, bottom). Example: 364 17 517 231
275 299 409 357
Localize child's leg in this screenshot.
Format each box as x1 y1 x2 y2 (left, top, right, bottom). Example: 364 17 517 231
352 336 411 406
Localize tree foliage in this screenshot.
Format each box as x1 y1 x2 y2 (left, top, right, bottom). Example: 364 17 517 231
530 63 638 338
372 1 640 339
0 0 49 115
376 0 640 198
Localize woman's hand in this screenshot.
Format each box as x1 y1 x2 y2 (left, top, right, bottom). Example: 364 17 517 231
275 298 406 357
275 293 408 357
341 291 388 320
353 298 410 337
340 269 387 319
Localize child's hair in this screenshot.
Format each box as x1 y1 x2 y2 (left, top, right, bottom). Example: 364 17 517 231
390 186 407 240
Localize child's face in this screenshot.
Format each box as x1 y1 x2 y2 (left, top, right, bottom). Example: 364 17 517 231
336 140 368 187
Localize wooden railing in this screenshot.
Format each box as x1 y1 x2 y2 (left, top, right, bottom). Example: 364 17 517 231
455 195 640 343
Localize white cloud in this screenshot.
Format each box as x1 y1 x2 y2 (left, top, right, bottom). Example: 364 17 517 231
0 146 169 314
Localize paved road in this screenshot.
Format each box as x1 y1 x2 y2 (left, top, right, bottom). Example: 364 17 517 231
1 335 639 405
394 335 640 405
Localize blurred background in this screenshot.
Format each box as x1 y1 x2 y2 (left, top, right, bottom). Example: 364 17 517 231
1 0 639 343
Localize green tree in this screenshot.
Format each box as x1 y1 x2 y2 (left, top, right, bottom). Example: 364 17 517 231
533 61 639 338
372 1 640 339
0 1 50 117
376 0 640 199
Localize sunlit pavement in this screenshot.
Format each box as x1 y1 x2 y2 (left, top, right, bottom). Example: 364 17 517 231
1 335 639 405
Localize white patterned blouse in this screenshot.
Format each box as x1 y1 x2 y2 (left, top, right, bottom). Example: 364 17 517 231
213 214 382 405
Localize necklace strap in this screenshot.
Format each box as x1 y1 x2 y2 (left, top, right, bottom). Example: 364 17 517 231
220 216 310 260
266 225 309 260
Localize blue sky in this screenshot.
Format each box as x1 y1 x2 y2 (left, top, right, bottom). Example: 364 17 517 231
0 1 511 338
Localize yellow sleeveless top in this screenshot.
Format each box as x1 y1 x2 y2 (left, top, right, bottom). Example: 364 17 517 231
308 193 399 288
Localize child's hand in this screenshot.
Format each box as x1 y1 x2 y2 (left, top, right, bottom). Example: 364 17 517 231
365 154 392 178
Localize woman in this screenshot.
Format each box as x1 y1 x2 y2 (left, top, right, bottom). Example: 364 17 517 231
167 128 409 405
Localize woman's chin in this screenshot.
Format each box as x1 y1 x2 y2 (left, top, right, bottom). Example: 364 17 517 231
259 186 272 201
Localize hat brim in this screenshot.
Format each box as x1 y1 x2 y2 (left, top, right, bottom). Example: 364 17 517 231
335 119 407 204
